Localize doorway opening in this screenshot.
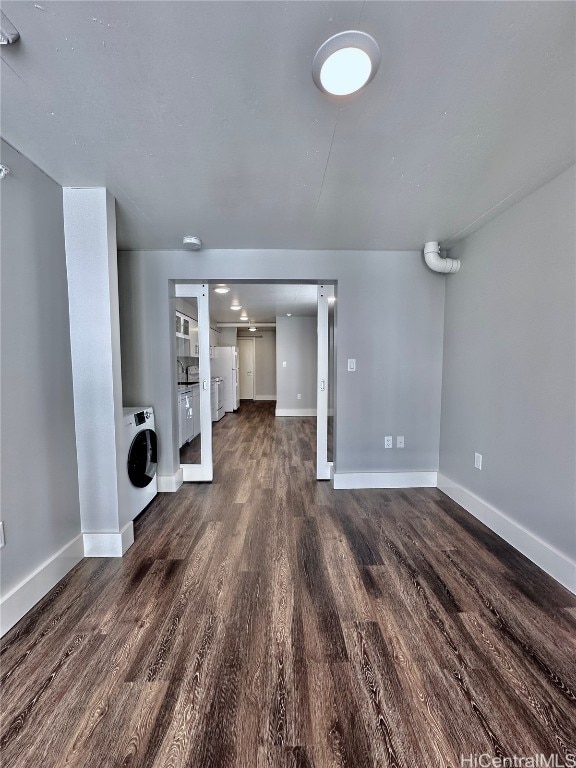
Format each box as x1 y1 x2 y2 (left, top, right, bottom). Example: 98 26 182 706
173 281 335 483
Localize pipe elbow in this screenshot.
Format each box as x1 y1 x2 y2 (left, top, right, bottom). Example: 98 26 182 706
423 241 461 274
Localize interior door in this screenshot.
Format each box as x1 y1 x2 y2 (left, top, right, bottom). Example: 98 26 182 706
175 284 213 481
317 285 334 480
238 337 255 399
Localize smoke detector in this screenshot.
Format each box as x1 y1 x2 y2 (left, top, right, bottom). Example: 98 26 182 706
183 236 202 250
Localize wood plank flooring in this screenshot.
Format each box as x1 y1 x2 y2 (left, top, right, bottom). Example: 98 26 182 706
2 400 575 767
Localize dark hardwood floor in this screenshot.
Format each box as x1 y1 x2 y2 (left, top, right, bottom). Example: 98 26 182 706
2 401 575 767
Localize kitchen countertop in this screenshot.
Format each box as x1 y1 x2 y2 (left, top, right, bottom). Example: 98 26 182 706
177 377 222 389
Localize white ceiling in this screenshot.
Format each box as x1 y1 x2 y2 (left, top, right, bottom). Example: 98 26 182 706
202 282 318 324
1 1 574 251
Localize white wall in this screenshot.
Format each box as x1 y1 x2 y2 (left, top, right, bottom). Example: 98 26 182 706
117 249 445 481
275 317 316 413
238 329 276 399
218 327 237 346
439 165 576 588
0 141 83 632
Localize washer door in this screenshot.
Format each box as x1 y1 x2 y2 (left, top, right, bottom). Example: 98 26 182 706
127 429 158 488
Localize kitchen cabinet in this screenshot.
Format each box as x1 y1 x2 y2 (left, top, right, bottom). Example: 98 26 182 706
210 381 217 422
178 389 194 447
191 387 200 439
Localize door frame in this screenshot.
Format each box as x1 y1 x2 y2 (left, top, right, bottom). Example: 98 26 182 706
237 336 256 400
175 283 213 481
317 285 334 480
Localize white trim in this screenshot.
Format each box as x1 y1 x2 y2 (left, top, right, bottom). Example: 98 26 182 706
332 471 438 489
0 534 84 637
158 467 184 492
275 408 317 417
254 395 276 401
317 287 330 480
437 473 576 595
83 522 134 558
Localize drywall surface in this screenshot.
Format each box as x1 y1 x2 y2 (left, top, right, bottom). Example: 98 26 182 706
0 141 81 594
239 329 276 398
276 318 316 410
440 165 576 560
218 327 237 346
118 250 445 476
63 188 128 530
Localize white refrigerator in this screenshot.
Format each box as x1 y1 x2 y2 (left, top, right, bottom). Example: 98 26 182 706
212 346 239 412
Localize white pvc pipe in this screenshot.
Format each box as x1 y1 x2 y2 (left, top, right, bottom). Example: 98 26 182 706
423 241 461 274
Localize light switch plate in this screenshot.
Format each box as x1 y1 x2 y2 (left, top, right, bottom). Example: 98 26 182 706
396 435 404 448
475 452 482 470
347 359 356 372
0 522 5 548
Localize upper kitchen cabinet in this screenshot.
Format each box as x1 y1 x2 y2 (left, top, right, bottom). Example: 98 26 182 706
176 310 199 358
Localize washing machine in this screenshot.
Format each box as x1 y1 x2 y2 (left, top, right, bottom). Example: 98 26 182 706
123 407 158 519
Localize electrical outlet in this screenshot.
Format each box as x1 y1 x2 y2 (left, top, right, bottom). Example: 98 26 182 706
396 435 404 448
347 359 356 372
0 522 5 548
475 452 482 470
297 393 302 400
385 436 393 449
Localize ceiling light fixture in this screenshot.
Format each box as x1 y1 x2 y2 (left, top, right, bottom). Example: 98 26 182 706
240 315 248 321
286 313 292 317
248 327 257 332
0 12 20 45
183 235 202 250
214 286 230 294
312 31 380 96
230 305 242 311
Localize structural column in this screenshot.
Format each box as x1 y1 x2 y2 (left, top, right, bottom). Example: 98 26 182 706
63 188 132 556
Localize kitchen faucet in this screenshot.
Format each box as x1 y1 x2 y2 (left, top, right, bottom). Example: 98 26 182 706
177 359 186 381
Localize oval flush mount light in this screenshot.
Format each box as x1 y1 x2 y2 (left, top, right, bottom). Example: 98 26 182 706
230 304 242 311
214 285 230 294
312 30 380 96
248 327 257 332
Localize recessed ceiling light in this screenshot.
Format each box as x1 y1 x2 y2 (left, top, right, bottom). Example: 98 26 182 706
214 286 230 294
240 315 248 321
286 313 292 317
312 31 380 96
248 327 257 332
230 305 242 311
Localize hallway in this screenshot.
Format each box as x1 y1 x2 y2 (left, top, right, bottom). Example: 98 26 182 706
1 402 575 767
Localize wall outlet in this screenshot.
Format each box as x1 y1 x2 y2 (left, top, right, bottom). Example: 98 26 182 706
297 393 302 400
385 436 393 449
0 522 5 548
474 452 482 470
347 359 356 372
396 435 404 448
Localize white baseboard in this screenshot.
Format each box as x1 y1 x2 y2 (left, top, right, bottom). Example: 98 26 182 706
275 408 317 417
0 533 84 637
437 473 576 595
332 471 438 489
157 467 184 493
83 521 134 558
254 395 276 401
